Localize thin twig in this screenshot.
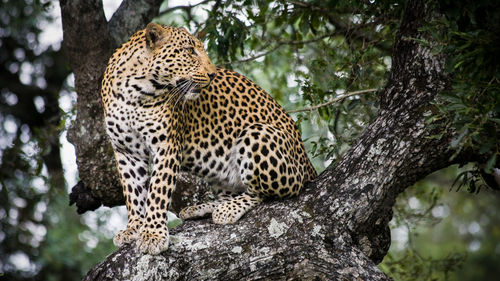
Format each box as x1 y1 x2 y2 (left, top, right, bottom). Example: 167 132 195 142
158 0 213 17
287 88 378 113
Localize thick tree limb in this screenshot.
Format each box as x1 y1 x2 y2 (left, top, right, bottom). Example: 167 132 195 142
84 207 388 280
60 0 162 208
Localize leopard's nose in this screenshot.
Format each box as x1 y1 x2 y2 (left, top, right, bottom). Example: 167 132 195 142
208 73 216 81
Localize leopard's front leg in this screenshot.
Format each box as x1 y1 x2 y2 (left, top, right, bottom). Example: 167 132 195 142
112 150 149 247
136 145 179 255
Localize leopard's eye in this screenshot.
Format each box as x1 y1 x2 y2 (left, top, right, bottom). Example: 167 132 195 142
185 47 196 55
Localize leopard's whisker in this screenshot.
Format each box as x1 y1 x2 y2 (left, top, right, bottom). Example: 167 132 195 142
176 80 196 102
166 80 189 105
173 94 184 112
181 82 198 109
172 82 190 111
166 89 181 105
178 80 193 94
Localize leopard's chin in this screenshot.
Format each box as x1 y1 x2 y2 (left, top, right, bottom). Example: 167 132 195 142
184 88 201 100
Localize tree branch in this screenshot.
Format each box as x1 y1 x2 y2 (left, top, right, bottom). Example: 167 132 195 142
287 88 378 113
108 0 164 47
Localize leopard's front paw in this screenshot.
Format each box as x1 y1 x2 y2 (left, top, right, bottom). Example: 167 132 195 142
113 227 139 247
179 206 194 220
136 228 169 255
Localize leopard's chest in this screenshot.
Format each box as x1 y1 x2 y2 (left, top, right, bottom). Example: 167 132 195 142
104 103 169 159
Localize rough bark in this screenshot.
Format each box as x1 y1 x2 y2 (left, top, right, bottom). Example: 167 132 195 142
108 0 165 48
60 0 163 209
59 0 474 280
61 0 119 208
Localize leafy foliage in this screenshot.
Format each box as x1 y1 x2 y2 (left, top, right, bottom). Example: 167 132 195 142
428 1 500 189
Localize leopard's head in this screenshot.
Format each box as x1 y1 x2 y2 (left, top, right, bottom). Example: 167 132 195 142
145 23 217 100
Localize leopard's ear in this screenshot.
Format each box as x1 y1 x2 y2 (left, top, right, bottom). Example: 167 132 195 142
145 23 169 49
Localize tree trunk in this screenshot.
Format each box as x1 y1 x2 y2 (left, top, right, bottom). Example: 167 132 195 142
60 0 471 279
61 0 165 211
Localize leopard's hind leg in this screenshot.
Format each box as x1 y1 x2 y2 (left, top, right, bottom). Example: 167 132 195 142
179 191 235 220
212 192 263 224
210 123 305 224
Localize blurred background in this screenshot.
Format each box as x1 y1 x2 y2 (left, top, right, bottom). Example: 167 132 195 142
1 0 499 280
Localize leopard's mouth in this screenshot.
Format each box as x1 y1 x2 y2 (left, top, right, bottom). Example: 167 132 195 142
172 78 203 100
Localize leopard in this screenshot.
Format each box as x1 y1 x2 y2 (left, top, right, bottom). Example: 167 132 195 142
101 22 317 255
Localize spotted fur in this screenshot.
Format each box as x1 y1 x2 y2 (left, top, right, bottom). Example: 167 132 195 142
101 23 317 255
